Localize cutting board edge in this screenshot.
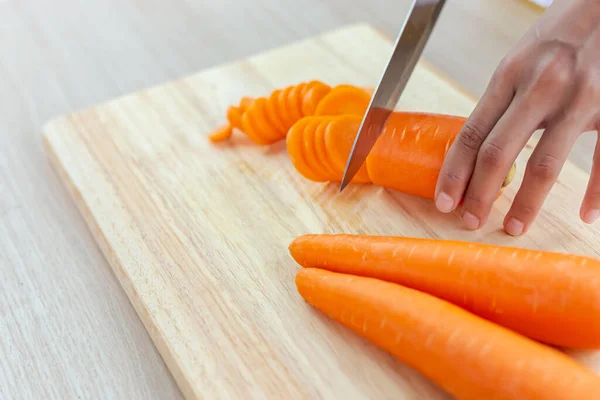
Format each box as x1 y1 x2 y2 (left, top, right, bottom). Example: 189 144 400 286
40 131 197 399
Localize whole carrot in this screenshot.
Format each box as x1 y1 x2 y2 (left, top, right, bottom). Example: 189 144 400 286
290 234 600 349
296 268 600 400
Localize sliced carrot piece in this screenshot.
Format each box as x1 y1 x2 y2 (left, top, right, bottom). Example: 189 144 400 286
241 98 275 145
314 85 372 116
314 119 339 180
286 84 303 124
302 82 332 116
265 89 287 136
301 117 330 182
207 123 233 142
286 117 324 182
296 268 600 400
278 86 296 130
324 115 370 184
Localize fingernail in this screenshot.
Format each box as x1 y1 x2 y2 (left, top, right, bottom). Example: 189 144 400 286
435 192 454 213
583 209 599 224
463 211 480 230
505 217 524 236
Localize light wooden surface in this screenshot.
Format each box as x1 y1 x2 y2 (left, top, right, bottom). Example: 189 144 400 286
43 23 600 399
2 0 596 398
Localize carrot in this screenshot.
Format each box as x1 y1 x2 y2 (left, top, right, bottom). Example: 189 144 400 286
302 81 333 116
323 114 371 183
296 268 600 400
313 84 372 116
286 116 326 182
208 81 377 144
289 234 600 349
207 123 233 142
286 115 370 184
286 112 516 198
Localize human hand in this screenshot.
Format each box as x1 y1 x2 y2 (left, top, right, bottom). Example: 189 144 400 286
434 0 600 236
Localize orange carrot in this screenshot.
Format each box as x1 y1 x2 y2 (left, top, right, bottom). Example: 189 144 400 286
313 85 372 116
208 81 376 145
296 268 600 400
286 116 327 182
323 114 371 183
290 234 600 349
285 112 516 198
207 123 233 142
286 115 370 184
302 82 333 116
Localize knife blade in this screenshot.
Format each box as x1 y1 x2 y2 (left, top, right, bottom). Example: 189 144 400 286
339 0 447 192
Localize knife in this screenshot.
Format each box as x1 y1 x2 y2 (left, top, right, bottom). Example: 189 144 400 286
339 0 447 192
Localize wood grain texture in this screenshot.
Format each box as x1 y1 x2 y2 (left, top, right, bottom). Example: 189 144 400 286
42 23 600 399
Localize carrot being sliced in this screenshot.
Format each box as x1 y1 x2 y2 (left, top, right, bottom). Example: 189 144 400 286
365 111 515 199
365 112 467 199
296 268 600 400
301 117 330 182
302 82 332 116
314 85 372 116
324 115 370 184
290 234 600 349
286 117 324 182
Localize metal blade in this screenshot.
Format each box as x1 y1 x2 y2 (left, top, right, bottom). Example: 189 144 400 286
339 0 447 192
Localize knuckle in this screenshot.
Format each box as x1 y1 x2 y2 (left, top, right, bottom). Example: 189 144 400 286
478 141 505 170
457 122 487 152
577 68 600 100
513 202 536 219
529 42 576 93
442 170 464 184
527 153 561 182
495 55 519 84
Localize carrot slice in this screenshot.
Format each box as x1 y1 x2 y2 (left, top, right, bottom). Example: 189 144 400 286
314 119 339 180
286 117 324 182
314 85 372 116
207 124 233 142
240 98 274 145
289 84 305 122
277 86 296 130
296 268 600 400
301 117 330 182
264 89 287 136
302 82 332 116
324 115 370 184
290 233 600 349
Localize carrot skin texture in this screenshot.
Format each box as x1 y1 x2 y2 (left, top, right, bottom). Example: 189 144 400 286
365 112 466 199
290 234 600 349
296 268 600 400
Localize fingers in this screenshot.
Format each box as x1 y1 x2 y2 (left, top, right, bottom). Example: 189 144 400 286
580 132 600 224
434 63 516 213
459 92 548 230
503 115 585 235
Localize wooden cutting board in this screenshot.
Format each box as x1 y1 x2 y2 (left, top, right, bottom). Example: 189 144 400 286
42 23 600 399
